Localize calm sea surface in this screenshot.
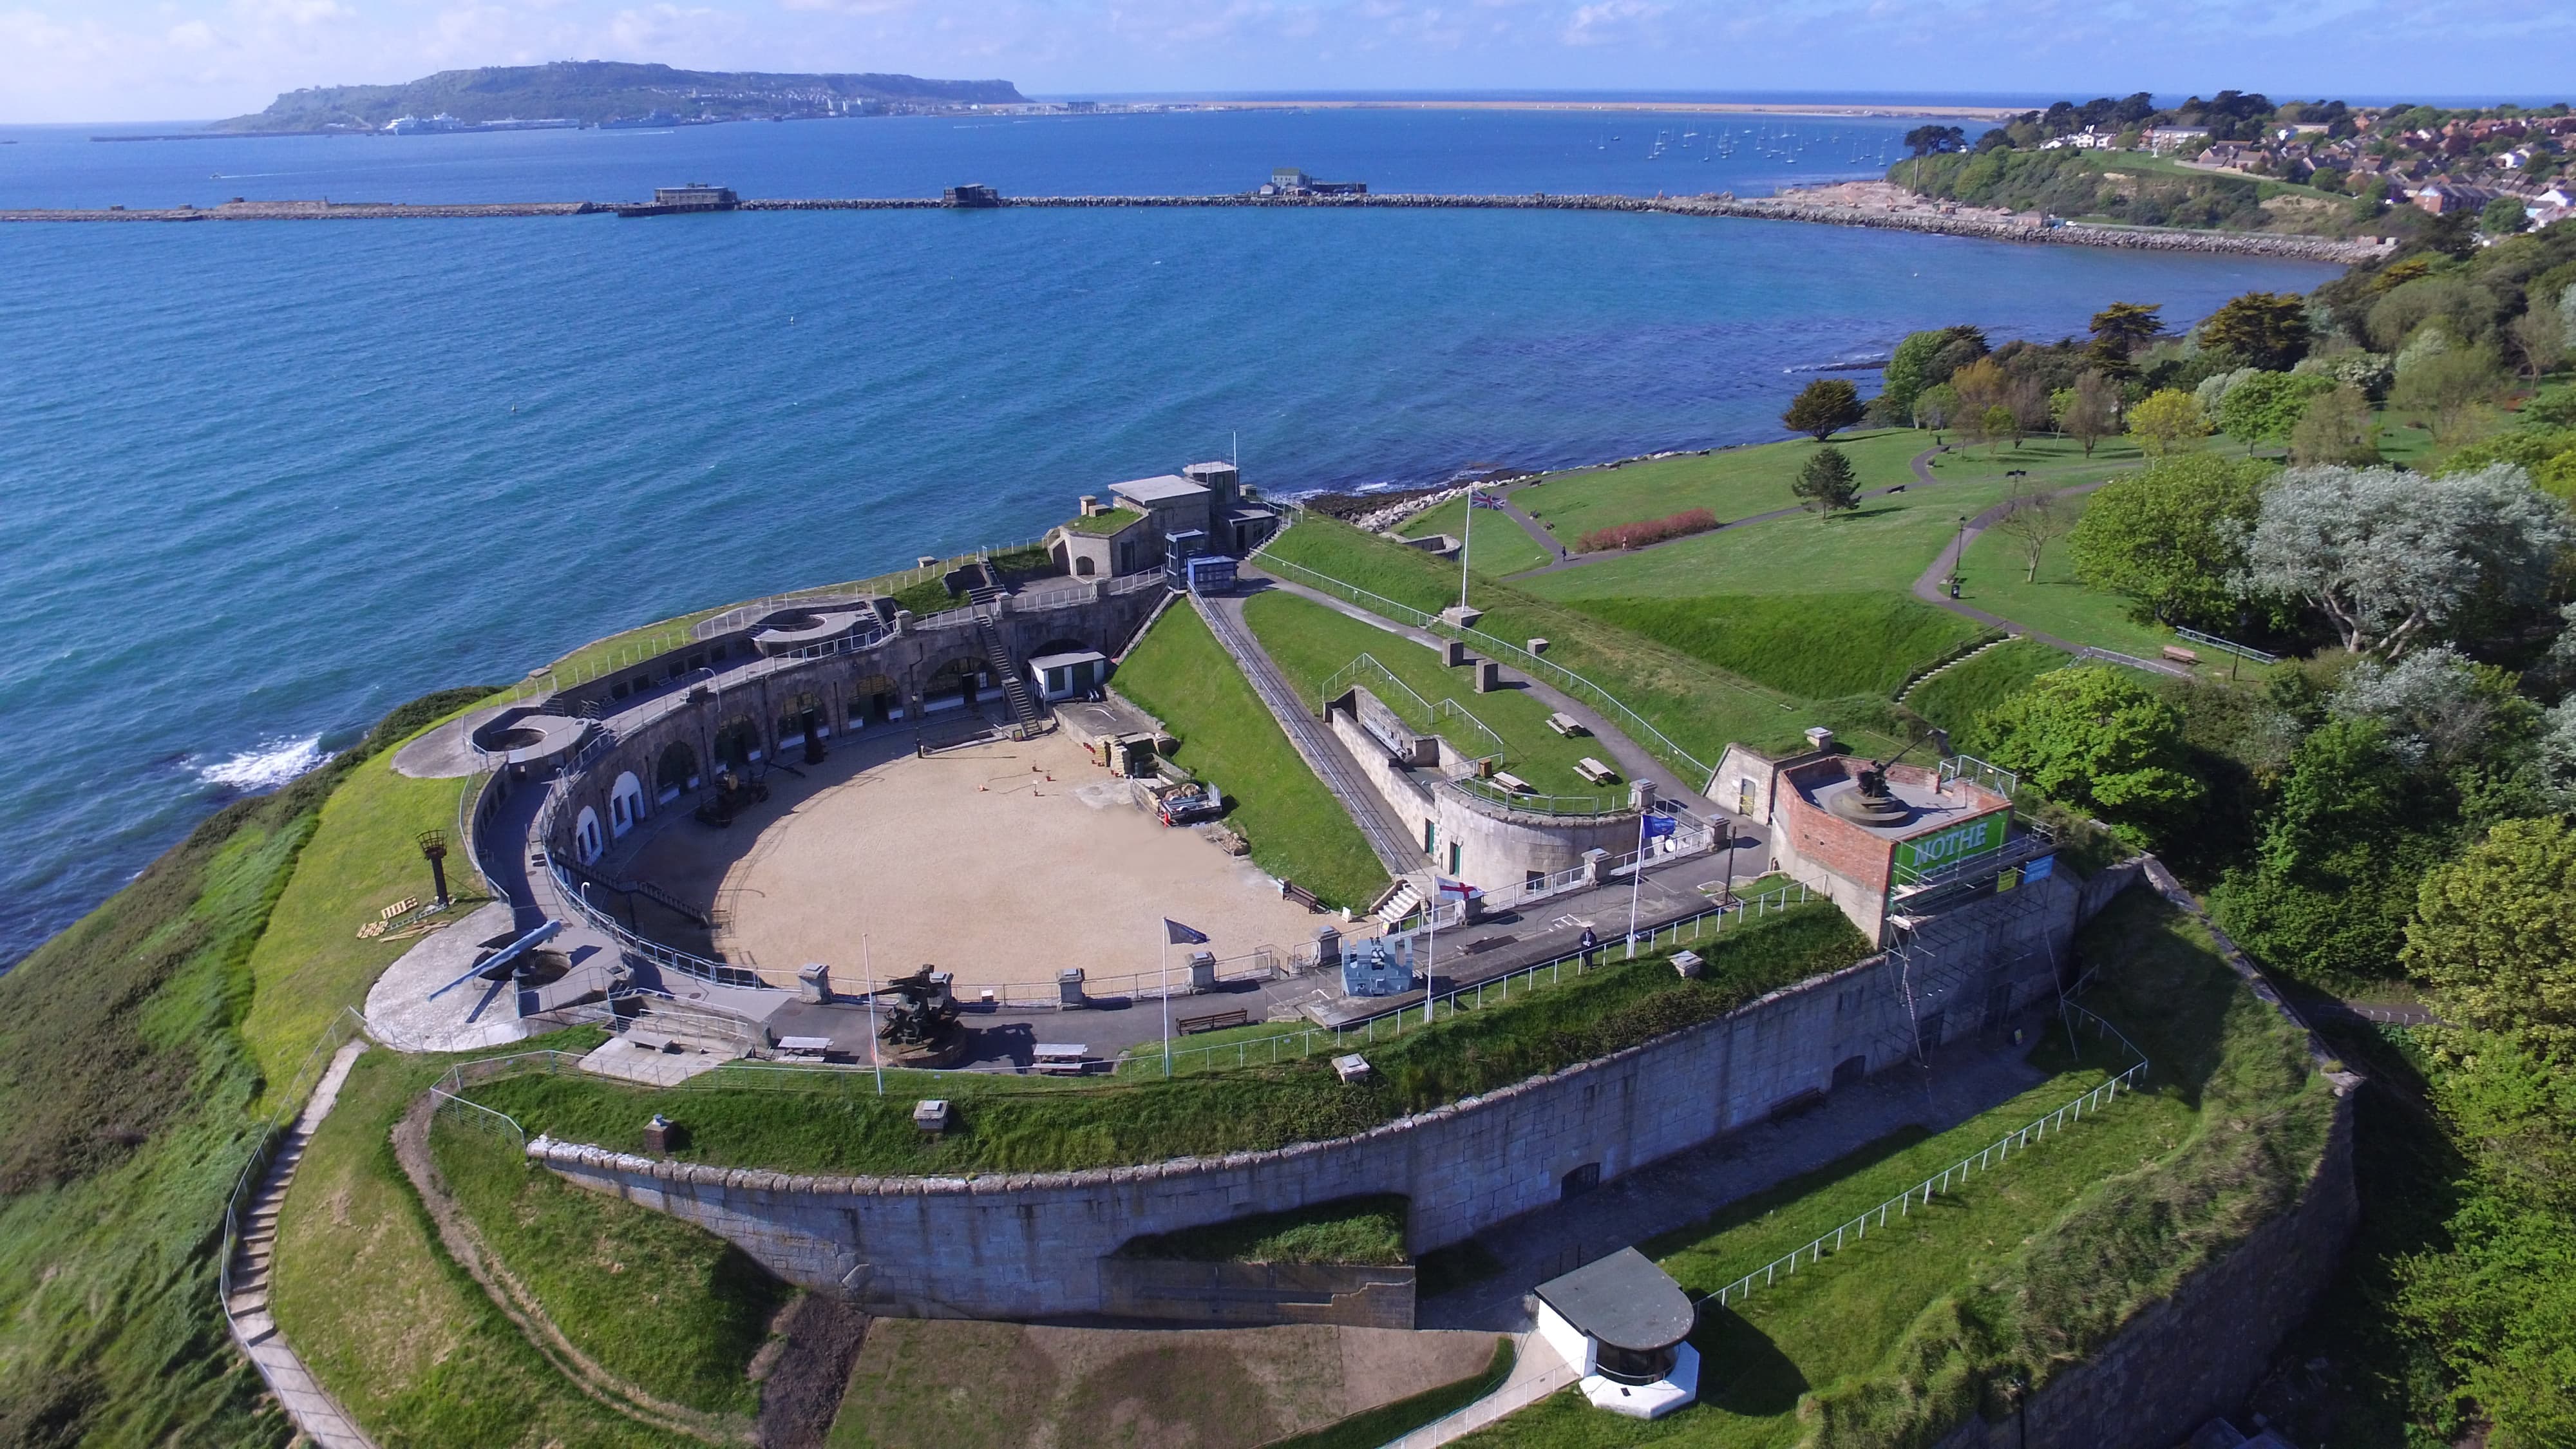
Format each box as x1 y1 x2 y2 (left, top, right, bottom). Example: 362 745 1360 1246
0 109 2335 965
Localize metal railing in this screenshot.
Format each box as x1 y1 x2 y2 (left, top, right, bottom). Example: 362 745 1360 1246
1449 776 1624 817
1249 540 1721 784
1937 753 2020 798
2172 626 2278 665
216 1005 370 1315
1701 1003 2150 1313
1323 655 1511 766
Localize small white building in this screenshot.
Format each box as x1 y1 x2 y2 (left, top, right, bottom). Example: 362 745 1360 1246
1028 650 1108 702
1532 1248 1701 1420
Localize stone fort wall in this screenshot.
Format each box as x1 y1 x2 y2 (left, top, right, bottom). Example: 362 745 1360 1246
527 864 2134 1320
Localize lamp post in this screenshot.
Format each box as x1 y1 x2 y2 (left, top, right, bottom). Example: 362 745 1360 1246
417 830 451 909
1951 514 1968 598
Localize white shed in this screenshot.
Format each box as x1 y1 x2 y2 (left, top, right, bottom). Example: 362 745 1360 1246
1531 1247 1700 1419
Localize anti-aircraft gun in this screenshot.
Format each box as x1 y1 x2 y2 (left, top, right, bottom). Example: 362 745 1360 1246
1829 727 1949 826
863 965 967 1068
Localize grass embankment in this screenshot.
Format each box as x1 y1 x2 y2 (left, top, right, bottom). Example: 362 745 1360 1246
0 687 493 1444
271 1041 705 1448
429 1113 794 1417
1454 885 2336 1449
1242 591 1612 797
1265 1339 1517 1449
1111 600 1387 907
1565 594 1988 701
1401 497 1558 578
1260 518 1891 761
1902 640 2070 756
1953 491 2183 661
1511 430 1926 549
1119 1194 1410 1266
461 905 1868 1177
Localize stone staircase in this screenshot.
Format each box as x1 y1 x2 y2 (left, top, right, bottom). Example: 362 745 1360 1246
1896 634 2020 706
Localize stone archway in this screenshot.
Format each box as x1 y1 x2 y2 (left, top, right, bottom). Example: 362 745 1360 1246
921 656 984 714
715 716 762 770
656 741 699 800
609 771 647 838
847 672 899 726
776 690 826 747
573 806 605 864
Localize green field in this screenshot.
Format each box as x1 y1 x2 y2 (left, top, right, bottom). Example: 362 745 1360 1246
1953 493 2183 661
1902 641 2070 757
1243 591 1613 798
1548 593 1988 701
1454 886 2335 1448
1511 431 1927 550
457 906 1867 1177
1112 601 1389 908
1402 497 1559 577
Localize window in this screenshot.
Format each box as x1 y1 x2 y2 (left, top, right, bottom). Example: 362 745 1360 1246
1560 1162 1601 1200
1423 820 1437 856
1447 841 1461 875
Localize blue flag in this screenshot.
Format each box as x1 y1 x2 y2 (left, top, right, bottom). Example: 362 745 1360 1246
1164 918 1211 945
1642 813 1679 840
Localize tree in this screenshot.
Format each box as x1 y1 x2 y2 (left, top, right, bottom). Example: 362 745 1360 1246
2403 817 2576 1063
2199 291 2315 370
1913 383 1960 439
1980 665 2204 836
2244 463 2576 657
1992 483 2072 582
2391 345 2508 444
2480 194 2533 236
1949 356 2009 426
2216 371 2337 449
2061 371 2119 455
1782 377 1865 442
2126 388 2211 457
1792 444 1860 516
2087 301 2164 359
2068 454 2270 627
1904 124 1966 157
2508 307 2565 381
1976 405 2016 457
2287 383 2382 466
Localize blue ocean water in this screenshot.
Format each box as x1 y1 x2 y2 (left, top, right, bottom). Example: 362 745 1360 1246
0 109 2336 965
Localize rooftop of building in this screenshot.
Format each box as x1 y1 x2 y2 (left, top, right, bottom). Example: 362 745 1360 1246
1790 757 2011 842
1061 506 1146 536
1110 474 1209 505
1534 1247 1695 1351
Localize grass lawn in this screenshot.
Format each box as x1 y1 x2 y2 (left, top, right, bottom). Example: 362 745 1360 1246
272 1039 701 1448
1903 640 2070 756
1260 520 1888 762
1244 591 1611 798
1546 593 1989 701
1512 431 1926 550
1403 497 1558 578
1452 886 2336 1448
238 730 494 1101
430 1113 793 1417
1112 601 1388 909
459 906 1868 1177
1953 493 2181 661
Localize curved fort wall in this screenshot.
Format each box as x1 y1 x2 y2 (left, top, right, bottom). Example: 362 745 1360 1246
529 862 2138 1320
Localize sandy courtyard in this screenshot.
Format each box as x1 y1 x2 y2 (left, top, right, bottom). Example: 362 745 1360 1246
712 730 1329 992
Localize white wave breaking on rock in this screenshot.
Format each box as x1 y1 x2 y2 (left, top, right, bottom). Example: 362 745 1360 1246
196 735 329 791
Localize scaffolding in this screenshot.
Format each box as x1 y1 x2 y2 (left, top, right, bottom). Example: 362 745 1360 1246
1879 840 2066 1070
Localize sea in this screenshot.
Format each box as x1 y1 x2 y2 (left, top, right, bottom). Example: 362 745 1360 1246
0 106 2339 966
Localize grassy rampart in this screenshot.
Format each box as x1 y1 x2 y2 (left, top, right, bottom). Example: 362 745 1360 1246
462 904 1868 1176
1450 884 2336 1449
1117 1194 1410 1266
1111 599 1388 907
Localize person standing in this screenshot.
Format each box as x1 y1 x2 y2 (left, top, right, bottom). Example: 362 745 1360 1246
1578 925 1599 970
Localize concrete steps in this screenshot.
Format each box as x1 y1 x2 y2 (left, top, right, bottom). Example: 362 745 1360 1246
1896 634 2019 706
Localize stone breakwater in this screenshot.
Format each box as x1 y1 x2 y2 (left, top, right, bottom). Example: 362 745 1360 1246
0 191 2385 261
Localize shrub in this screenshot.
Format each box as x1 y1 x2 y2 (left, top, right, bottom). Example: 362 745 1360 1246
1575 507 1719 553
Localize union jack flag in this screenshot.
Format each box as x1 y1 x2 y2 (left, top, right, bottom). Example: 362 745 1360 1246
1470 490 1507 509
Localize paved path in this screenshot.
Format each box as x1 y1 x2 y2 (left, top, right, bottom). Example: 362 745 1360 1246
1193 590 1422 877
1904 479 2189 678
225 1041 379 1449
1387 1333 1579 1448
1495 446 1952 583
1417 1017 2061 1336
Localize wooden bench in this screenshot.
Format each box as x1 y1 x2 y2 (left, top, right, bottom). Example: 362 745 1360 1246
1176 1007 1250 1036
1031 1043 1090 1075
1573 757 1620 786
2161 645 2201 665
1544 712 1587 737
774 1035 833 1061
1491 771 1535 794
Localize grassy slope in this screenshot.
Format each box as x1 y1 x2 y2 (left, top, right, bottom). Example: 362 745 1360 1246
1403 497 1557 577
1242 591 1607 796
1259 520 1888 762
271 1044 699 1449
1555 594 1987 701
1903 641 2069 757
239 744 485 1098
1512 431 1926 548
1954 492 2181 660
1119 1194 1409 1266
459 907 1867 1177
1454 886 2333 1448
1265 1340 1517 1449
1111 600 1387 908
430 1115 793 1417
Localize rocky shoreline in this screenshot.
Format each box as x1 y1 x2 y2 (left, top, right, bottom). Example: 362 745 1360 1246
0 191 2386 261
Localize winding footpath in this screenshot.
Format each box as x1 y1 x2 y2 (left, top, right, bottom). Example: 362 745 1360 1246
1905 477 2189 678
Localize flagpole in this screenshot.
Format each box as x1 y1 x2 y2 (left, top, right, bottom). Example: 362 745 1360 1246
1424 907 1437 1027
865 934 882 1097
1161 932 1172 1078
1458 491 1473 611
1626 811 1647 959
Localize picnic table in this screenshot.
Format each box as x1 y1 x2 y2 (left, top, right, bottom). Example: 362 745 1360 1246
1573 757 1620 786
1545 712 1588 737
1032 1043 1090 1075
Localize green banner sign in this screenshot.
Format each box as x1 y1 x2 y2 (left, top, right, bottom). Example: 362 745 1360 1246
1894 811 2009 880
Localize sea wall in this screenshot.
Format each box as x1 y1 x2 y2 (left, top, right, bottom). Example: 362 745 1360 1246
526 867 2123 1320
1928 1092 2358 1449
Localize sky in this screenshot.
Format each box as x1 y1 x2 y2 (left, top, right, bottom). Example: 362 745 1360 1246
0 0 2566 125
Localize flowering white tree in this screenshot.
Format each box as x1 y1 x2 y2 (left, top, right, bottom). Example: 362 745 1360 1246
2242 464 2574 658
2330 646 2506 766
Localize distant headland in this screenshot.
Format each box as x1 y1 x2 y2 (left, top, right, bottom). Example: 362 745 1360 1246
208 61 1025 135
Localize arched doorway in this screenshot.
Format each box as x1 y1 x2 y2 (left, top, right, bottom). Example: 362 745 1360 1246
922 656 983 714
1074 556 1095 576
609 771 646 837
573 806 605 864
656 741 699 802
776 690 826 748
848 672 898 727
715 716 762 769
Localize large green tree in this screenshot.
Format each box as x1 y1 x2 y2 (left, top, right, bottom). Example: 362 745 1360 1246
1880 325 1989 420
2087 300 2164 356
2200 291 2315 370
2067 454 2271 628
1979 665 2203 836
2216 370 2337 448
2405 816 2576 1063
1792 444 1860 516
1782 377 1866 441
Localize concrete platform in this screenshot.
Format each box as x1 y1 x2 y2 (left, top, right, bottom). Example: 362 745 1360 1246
363 902 536 1052
580 1036 733 1086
